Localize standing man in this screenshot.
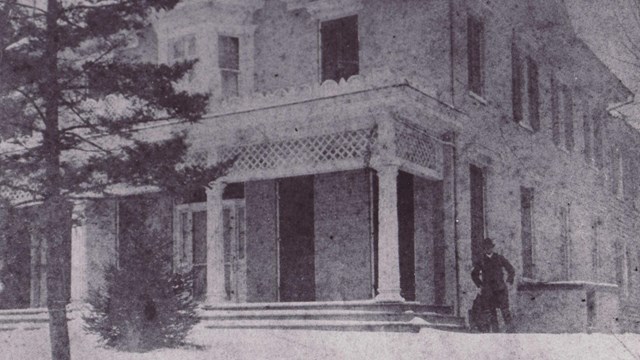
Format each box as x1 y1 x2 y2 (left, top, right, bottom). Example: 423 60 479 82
471 238 516 332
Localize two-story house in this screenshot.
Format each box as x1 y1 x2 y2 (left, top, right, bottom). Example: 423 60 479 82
2 0 639 333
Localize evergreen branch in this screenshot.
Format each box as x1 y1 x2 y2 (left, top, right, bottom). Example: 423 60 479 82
0 0 47 15
60 100 103 134
63 131 111 154
12 87 47 123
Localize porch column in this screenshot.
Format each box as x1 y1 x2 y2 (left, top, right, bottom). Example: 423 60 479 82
70 201 88 304
374 163 404 302
206 181 227 304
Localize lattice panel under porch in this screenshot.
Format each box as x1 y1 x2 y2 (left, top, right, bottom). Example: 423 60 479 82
394 120 443 174
218 128 375 173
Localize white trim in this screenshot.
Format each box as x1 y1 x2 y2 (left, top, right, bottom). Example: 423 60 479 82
305 0 363 21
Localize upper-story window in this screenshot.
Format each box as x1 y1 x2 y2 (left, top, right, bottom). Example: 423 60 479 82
218 36 240 97
583 104 593 164
467 16 484 96
551 80 574 150
612 148 624 199
320 15 359 82
512 44 540 130
169 34 197 81
593 112 604 169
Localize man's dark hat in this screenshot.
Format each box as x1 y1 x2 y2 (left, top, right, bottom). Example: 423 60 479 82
483 238 495 248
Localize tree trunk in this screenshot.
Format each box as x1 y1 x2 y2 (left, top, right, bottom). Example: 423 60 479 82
42 0 69 357
43 197 72 360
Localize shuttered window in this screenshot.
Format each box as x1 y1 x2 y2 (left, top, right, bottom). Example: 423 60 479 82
527 57 540 130
512 45 540 130
511 43 523 123
470 165 486 263
468 16 484 95
521 187 535 278
321 15 359 82
563 86 574 150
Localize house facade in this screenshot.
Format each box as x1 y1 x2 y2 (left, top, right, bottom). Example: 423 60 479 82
2 0 640 333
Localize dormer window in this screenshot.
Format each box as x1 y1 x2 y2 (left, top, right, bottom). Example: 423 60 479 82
320 15 359 82
218 36 240 97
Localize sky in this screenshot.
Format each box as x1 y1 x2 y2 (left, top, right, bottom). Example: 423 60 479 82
565 0 640 126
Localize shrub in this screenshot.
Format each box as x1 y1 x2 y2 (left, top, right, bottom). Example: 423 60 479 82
84 230 198 351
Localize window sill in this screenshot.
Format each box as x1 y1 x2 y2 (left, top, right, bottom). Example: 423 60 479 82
468 91 487 105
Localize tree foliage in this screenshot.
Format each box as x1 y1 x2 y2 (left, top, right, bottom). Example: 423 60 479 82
0 0 222 359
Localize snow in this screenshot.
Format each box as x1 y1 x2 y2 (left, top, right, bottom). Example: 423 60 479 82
1 318 639 360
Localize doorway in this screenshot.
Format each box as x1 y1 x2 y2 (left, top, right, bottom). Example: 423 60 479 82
398 171 416 301
278 176 315 302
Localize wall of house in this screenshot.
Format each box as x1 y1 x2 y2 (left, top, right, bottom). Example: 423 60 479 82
314 170 372 301
447 0 638 327
115 0 640 328
245 179 279 302
251 0 452 100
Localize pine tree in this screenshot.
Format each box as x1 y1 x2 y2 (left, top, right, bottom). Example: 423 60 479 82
0 1 224 359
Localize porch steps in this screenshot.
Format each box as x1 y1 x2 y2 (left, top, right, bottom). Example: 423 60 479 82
199 302 466 333
0 308 50 332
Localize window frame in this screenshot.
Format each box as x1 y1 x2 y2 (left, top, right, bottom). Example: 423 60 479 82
467 15 485 97
168 34 198 82
218 35 241 97
521 186 535 279
319 14 360 83
173 202 207 272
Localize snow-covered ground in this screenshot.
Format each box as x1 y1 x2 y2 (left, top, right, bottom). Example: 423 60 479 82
2 319 640 360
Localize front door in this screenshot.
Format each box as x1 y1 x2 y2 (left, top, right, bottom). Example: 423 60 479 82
278 176 315 302
223 200 247 302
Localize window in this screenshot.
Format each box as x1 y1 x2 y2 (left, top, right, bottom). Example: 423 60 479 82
169 34 197 81
470 165 486 263
612 148 624 198
583 106 593 164
174 202 207 300
551 80 574 150
563 86 574 150
559 204 572 280
593 112 604 169
551 79 561 146
591 219 600 281
521 187 535 278
218 36 240 97
321 15 359 82
467 16 484 96
512 45 540 130
615 241 629 294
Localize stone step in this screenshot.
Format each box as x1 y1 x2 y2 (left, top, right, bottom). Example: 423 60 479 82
201 301 453 315
0 308 50 325
201 319 423 333
199 308 465 327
